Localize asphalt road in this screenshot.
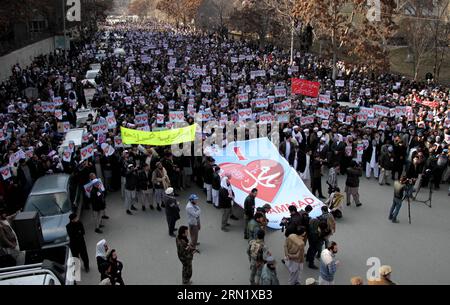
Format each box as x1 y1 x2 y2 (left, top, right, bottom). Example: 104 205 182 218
78 175 450 285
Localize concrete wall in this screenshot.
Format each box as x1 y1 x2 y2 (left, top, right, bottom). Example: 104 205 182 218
0 37 55 82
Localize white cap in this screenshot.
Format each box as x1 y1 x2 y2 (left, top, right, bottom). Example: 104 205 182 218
379 265 392 276
165 187 174 195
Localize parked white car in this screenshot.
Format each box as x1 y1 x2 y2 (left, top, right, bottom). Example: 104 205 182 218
0 256 75 285
84 69 100 87
113 48 126 56
89 63 101 71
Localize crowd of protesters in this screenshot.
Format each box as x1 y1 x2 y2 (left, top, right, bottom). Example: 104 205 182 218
0 19 449 285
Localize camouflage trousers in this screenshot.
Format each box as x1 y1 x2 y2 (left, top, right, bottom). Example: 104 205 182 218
249 262 263 285
182 260 193 284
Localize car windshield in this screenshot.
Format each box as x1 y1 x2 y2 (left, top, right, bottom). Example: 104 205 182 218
25 192 70 216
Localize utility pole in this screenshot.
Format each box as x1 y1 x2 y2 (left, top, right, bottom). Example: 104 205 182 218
290 18 294 65
63 0 68 60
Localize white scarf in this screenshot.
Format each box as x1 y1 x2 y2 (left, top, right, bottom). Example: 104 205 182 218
96 239 107 258
220 176 234 198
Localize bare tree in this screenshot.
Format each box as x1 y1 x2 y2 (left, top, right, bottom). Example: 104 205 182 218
294 0 396 79
157 0 202 28
128 0 156 18
228 1 279 47
210 0 229 29
431 0 450 81
399 0 437 80
262 0 297 63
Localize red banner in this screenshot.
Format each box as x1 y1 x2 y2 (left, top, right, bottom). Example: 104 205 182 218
291 78 320 97
420 101 440 108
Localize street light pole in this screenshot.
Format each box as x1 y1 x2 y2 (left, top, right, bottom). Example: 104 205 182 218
63 0 68 59
290 18 294 65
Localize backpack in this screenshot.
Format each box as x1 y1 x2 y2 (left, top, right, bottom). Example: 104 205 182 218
329 192 344 210
247 240 264 262
332 209 342 219
318 215 333 237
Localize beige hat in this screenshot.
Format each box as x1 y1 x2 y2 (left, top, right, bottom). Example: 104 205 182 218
379 265 392 276
350 276 363 285
165 187 174 195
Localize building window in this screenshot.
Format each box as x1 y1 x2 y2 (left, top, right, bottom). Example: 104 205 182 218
29 20 47 33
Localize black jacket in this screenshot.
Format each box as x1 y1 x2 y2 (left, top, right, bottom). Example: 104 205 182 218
100 155 114 171
296 151 307 173
90 187 106 211
203 164 214 184
244 194 255 218
362 141 381 164
212 173 221 190
406 163 424 179
108 260 124 285
393 144 407 166
162 158 176 177
299 211 311 235
17 161 37 186
346 167 362 187
125 169 138 191
380 152 394 170
310 157 322 179
285 212 303 237
329 141 345 164
136 170 150 191
219 187 233 209
66 221 85 245
317 144 329 163
97 256 109 280
163 194 180 219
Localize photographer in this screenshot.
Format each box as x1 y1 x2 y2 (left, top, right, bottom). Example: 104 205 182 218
433 149 448 190
388 176 414 223
256 203 272 232
281 205 303 237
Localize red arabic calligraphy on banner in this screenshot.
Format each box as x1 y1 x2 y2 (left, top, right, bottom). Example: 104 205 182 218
291 78 320 97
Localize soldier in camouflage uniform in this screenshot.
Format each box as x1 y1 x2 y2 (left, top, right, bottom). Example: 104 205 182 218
176 226 196 284
247 230 270 285
247 212 265 241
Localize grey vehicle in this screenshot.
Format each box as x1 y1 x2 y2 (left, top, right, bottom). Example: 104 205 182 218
23 174 81 249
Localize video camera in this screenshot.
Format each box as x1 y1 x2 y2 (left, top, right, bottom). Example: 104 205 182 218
279 217 291 233
402 178 416 199
423 168 432 179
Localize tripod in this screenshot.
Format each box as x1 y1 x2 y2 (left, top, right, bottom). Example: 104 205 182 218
406 196 412 224
413 176 433 208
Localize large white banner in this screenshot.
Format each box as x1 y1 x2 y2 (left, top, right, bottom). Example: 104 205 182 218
212 138 324 229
